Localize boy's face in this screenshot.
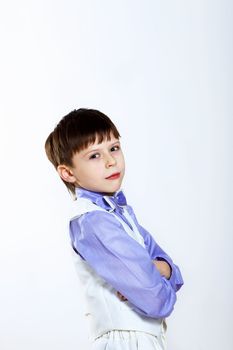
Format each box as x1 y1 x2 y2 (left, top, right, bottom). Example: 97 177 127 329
60 133 125 195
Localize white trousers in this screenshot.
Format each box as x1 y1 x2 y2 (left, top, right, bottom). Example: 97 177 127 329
91 322 167 350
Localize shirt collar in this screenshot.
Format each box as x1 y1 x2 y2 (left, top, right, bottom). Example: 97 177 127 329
75 187 127 212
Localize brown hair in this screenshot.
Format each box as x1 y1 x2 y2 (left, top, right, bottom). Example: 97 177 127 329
45 108 120 198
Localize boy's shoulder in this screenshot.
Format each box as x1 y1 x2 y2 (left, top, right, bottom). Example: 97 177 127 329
69 208 124 241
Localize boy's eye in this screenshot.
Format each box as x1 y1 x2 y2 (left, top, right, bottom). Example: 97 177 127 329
89 153 100 159
111 145 120 152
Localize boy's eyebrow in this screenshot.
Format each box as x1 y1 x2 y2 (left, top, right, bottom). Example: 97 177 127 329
82 140 120 157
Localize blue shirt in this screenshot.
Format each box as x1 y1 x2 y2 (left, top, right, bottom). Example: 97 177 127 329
69 188 183 319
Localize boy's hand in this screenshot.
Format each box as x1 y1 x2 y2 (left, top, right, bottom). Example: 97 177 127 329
116 291 128 301
152 259 171 279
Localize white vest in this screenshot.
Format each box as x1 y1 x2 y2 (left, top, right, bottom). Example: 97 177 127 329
70 197 164 341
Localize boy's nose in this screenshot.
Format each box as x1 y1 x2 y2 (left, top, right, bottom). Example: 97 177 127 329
105 154 117 168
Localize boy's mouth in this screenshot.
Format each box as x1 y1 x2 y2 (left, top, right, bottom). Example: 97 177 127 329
105 172 121 180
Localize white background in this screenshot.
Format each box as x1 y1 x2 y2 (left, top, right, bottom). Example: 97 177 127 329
0 1 232 349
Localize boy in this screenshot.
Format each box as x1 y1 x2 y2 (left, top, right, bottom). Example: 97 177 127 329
45 108 183 349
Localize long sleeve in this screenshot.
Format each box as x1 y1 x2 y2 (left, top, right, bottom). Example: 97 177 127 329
126 206 184 292
69 210 177 319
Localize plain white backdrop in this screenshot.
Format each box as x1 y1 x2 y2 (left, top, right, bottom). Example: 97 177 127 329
0 1 232 349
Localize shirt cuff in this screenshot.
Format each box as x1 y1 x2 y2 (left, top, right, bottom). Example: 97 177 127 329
155 256 184 292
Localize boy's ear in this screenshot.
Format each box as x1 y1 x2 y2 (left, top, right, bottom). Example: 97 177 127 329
57 165 76 183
